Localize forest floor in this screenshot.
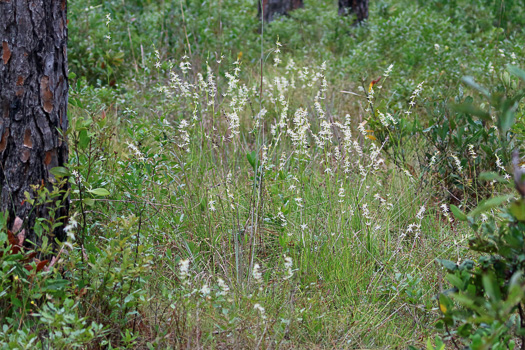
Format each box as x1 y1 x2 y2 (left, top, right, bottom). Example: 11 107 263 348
3 0 525 348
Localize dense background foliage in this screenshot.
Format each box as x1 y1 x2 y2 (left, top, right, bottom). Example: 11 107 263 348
2 0 525 348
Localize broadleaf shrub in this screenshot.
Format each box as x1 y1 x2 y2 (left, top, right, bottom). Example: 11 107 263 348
429 150 525 349
422 66 525 205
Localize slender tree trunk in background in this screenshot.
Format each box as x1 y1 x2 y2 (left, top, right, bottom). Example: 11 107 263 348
339 0 369 25
0 0 69 246
258 0 304 23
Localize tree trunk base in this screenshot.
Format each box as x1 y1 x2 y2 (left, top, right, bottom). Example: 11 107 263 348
258 0 304 23
339 0 369 25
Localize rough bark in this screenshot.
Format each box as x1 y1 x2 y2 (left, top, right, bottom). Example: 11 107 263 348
258 0 304 23
339 0 369 25
0 0 69 246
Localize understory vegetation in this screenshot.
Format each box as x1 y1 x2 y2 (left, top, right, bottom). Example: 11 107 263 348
2 0 525 348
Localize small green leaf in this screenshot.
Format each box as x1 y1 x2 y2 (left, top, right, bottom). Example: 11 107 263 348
451 103 491 121
468 194 514 218
83 198 95 207
499 100 518 135
436 258 458 271
246 151 257 171
507 65 525 82
451 293 476 309
471 334 483 348
49 166 70 178
438 293 453 314
482 273 501 302
44 279 70 291
459 259 474 270
450 205 467 221
88 188 110 196
11 296 22 308
426 338 434 350
510 199 525 221
479 172 508 183
436 338 445 350
462 76 491 99
78 129 90 149
446 274 464 290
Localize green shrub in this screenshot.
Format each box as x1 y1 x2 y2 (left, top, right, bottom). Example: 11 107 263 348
0 191 105 348
420 66 525 206
427 159 524 348
423 143 525 349
0 88 154 347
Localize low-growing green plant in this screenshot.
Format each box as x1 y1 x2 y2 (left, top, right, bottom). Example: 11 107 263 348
427 151 525 349
0 88 157 347
0 185 106 348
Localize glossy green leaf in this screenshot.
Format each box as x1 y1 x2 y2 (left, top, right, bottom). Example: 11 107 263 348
450 204 467 221
83 198 95 207
49 166 70 178
79 129 90 149
468 194 514 218
88 188 110 196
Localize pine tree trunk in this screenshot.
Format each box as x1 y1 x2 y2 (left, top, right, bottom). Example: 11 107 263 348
339 0 369 25
258 0 304 23
0 0 69 246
